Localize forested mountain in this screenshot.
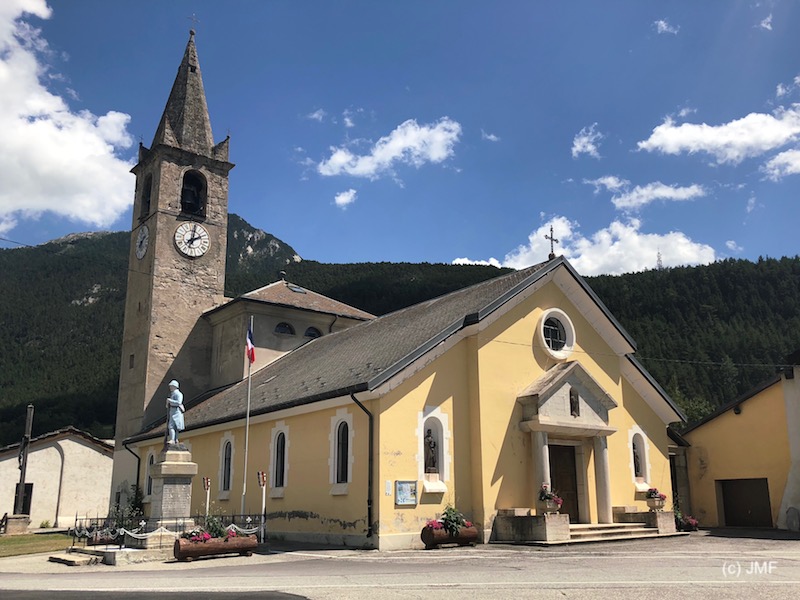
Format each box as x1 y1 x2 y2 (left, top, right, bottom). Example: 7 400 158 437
1 215 799 446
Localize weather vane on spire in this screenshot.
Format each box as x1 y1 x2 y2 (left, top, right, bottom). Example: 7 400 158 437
545 225 559 260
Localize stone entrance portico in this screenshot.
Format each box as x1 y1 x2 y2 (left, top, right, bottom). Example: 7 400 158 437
517 361 618 524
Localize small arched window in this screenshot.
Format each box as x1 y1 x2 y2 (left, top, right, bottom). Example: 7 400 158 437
146 454 155 496
275 322 295 335
140 174 153 220
222 441 232 491
274 432 286 488
304 327 322 339
335 421 349 484
180 170 207 217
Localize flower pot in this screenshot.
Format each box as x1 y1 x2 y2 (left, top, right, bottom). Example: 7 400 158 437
646 498 666 512
173 534 258 562
420 525 478 549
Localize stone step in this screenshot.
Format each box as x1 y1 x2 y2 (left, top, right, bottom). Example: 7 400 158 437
571 527 658 540
570 522 646 531
48 552 99 566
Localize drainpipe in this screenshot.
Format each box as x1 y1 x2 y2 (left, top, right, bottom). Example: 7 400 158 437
350 393 374 538
124 442 141 495
328 314 339 334
53 442 65 527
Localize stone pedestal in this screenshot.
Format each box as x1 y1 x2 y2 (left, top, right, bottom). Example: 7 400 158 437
130 447 197 549
4 514 31 535
494 510 570 543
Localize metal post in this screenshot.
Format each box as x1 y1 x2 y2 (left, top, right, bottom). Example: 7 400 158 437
14 404 34 515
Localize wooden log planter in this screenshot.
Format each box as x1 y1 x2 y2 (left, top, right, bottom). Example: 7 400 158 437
420 526 479 550
173 535 258 562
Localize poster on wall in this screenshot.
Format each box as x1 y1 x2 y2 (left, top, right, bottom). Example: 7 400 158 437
395 480 417 506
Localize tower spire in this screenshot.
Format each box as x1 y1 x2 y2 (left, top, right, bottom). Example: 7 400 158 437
151 30 215 156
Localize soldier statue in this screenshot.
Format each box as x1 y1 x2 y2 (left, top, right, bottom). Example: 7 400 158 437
166 379 185 446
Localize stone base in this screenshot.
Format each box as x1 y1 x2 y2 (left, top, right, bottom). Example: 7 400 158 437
124 529 181 550
646 510 676 533
4 514 31 535
149 449 197 522
493 512 570 543
614 509 676 533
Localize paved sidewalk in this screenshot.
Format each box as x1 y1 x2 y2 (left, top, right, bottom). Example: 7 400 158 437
1 530 799 599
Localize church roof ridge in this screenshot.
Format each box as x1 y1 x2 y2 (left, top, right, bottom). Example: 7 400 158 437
151 29 216 156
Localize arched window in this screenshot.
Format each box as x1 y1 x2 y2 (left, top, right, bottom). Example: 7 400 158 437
146 453 155 496
275 322 295 335
304 327 321 339
180 170 207 217
222 441 232 491
274 432 286 488
335 421 349 484
140 174 153 220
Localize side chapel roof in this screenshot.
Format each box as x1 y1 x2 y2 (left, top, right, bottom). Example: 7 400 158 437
206 280 375 322
128 256 682 442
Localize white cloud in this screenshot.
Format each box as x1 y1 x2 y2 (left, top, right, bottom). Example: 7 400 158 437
306 108 327 122
0 3 135 234
726 240 743 252
762 149 800 180
454 216 715 276
583 176 705 210
759 14 773 31
677 107 696 118
334 188 357 209
317 117 462 179
584 175 629 194
637 105 800 164
571 123 603 159
654 19 679 35
481 129 500 142
775 75 800 99
611 182 706 210
342 109 355 128
746 196 757 213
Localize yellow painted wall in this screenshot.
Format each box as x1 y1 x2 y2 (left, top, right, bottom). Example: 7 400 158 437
473 282 674 523
684 382 790 527
138 402 373 542
375 339 475 539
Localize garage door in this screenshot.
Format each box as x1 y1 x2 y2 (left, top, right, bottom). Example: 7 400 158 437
719 478 773 527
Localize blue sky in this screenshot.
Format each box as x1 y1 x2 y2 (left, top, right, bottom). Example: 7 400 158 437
1 1 799 275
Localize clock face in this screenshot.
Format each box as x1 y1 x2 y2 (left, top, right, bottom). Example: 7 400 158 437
135 225 149 259
174 222 210 257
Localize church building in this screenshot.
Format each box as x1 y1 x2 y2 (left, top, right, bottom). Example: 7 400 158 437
114 32 685 549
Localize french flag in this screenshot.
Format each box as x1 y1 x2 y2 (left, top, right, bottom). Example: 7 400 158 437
246 326 256 364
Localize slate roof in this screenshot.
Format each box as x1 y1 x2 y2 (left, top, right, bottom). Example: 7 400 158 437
235 280 374 321
127 256 676 443
0 426 114 458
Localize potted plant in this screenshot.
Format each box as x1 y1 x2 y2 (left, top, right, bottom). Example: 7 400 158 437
173 516 257 561
680 515 699 531
538 483 563 514
645 488 667 511
420 505 478 549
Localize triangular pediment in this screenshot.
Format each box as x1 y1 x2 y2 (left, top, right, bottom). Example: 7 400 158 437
517 362 617 437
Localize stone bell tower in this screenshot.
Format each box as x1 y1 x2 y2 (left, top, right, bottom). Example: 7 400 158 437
110 30 234 504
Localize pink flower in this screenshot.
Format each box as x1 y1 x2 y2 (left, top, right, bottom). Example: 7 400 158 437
426 519 444 530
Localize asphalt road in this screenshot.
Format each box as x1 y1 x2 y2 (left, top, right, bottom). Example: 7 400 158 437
2 530 799 599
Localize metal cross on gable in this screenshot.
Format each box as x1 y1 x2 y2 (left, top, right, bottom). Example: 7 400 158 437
545 225 559 260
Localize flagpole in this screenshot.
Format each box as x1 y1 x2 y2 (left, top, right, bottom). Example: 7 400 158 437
241 315 253 517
